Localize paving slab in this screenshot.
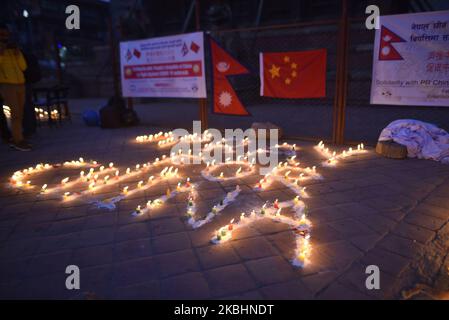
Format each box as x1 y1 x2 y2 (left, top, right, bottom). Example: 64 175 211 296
0 114 448 299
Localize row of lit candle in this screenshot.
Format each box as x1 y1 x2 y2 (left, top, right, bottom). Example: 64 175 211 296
315 141 366 166
132 179 194 216
202 157 256 181
211 196 312 267
187 185 241 229
135 131 172 143
10 157 98 188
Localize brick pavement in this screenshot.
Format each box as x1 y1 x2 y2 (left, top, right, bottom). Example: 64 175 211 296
0 115 448 299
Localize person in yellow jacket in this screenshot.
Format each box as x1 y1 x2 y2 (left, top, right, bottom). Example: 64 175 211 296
0 23 30 151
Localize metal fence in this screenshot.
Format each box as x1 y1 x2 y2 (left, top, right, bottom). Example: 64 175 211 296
31 0 448 145
207 21 339 141
345 21 449 143
201 17 449 144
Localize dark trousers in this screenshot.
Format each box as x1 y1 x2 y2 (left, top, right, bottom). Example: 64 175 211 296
0 84 36 141
23 84 36 136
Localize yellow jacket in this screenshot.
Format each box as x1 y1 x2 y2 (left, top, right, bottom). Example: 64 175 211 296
0 48 27 84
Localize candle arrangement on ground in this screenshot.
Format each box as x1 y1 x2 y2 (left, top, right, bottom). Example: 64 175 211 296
135 131 213 148
186 185 241 229
135 131 173 143
9 158 98 189
201 157 256 181
7 131 367 269
131 179 195 217
254 158 321 197
315 141 366 166
273 142 299 157
210 196 312 267
93 166 180 210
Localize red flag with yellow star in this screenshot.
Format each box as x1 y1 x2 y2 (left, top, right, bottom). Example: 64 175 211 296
210 37 250 115
260 49 327 98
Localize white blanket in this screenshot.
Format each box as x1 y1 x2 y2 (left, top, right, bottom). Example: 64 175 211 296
378 119 449 164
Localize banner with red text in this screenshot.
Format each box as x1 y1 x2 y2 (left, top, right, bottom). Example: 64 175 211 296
120 32 206 98
371 10 449 107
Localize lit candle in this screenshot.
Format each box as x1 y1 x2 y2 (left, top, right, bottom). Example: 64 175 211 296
123 186 129 194
228 219 234 231
41 184 47 193
261 204 267 215
275 208 281 217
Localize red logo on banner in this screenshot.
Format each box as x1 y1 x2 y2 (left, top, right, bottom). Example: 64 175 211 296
190 41 200 53
133 48 141 58
379 26 406 61
210 38 250 116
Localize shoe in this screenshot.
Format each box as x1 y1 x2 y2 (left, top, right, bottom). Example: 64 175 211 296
10 141 32 151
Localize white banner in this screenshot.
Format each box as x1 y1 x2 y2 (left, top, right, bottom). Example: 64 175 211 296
371 11 449 107
120 32 206 98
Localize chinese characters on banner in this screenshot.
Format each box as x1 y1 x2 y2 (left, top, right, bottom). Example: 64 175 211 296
371 10 449 107
120 32 206 98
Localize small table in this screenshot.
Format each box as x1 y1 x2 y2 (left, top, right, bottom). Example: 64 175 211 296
32 85 70 127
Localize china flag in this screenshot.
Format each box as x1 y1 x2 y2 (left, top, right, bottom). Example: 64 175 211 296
260 49 327 99
210 38 250 115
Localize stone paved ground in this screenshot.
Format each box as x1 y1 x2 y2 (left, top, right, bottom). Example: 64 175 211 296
0 115 449 300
